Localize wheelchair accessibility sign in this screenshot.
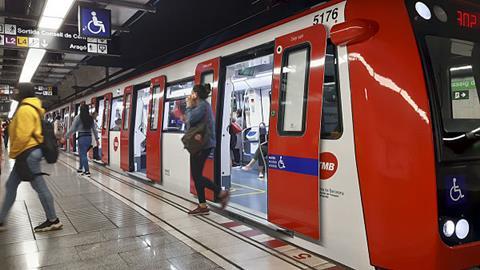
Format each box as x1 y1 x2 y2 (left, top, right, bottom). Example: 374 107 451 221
78 6 111 39
446 176 467 205
268 154 319 176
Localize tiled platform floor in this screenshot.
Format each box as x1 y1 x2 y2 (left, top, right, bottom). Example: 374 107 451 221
0 156 220 270
0 152 339 270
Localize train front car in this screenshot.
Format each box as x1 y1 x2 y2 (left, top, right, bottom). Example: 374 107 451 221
346 0 480 269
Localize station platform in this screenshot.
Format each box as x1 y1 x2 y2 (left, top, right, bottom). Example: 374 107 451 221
0 153 341 270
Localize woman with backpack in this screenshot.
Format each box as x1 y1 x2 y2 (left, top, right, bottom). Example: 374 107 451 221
184 84 229 215
64 104 99 176
0 84 62 232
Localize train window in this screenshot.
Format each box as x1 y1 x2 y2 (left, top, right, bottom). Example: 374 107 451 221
278 45 310 135
201 71 214 86
110 97 123 131
149 86 161 130
123 94 131 130
102 99 110 129
321 42 342 139
163 79 194 132
450 66 480 119
424 35 480 132
163 99 186 131
166 80 194 99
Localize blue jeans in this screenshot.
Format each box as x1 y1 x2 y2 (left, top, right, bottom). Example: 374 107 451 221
78 135 92 172
0 148 57 222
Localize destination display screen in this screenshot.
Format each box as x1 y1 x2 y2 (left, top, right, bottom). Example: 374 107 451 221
456 10 480 29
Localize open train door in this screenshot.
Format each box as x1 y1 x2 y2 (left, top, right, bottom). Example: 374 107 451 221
267 24 327 240
101 93 112 164
69 103 75 152
190 58 220 201
146 76 166 183
120 86 134 171
88 97 97 160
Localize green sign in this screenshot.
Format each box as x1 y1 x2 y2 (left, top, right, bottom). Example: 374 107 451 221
452 90 470 100
451 77 475 100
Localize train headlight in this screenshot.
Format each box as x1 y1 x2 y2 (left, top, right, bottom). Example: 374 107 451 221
415 2 432 20
455 219 469 240
433 5 448 23
442 220 455 237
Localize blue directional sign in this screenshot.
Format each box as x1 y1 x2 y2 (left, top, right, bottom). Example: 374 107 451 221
78 6 111 39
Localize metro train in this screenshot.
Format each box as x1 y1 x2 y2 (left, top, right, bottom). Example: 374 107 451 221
47 0 480 269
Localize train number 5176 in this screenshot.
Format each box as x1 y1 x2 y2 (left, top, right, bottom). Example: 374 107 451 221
313 7 339 25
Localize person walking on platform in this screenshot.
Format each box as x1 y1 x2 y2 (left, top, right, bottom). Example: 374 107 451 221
185 84 229 215
64 104 99 176
2 120 9 149
0 84 63 232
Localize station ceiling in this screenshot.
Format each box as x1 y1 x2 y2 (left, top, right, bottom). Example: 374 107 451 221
0 0 325 109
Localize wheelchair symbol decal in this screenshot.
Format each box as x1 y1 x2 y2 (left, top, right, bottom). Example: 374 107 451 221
85 11 106 34
277 156 286 169
449 178 464 202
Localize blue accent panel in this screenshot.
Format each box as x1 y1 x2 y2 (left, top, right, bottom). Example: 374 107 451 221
268 154 318 176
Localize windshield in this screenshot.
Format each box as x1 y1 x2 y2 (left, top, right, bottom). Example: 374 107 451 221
425 36 480 127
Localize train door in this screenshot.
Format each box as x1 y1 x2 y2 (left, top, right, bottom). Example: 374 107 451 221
101 93 112 164
122 83 151 174
88 97 97 160
109 95 123 168
69 103 75 152
190 58 220 201
220 44 274 215
120 86 133 171
61 107 69 151
162 79 194 192
71 103 81 153
96 97 105 162
146 76 166 183
267 24 327 240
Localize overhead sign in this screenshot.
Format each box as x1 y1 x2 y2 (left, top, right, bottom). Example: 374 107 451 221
78 6 111 39
0 23 119 56
34 85 58 96
0 85 12 95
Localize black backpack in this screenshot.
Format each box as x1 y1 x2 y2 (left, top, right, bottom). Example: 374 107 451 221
23 104 59 163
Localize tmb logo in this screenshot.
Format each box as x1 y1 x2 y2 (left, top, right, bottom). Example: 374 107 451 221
113 137 119 152
319 152 338 180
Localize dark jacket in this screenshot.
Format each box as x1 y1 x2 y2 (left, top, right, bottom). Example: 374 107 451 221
185 99 216 149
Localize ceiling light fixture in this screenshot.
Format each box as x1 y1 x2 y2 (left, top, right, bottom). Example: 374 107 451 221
38 17 64 30
19 49 47 83
38 0 76 31
20 0 74 83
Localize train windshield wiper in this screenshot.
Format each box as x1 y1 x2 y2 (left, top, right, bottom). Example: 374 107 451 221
443 126 480 142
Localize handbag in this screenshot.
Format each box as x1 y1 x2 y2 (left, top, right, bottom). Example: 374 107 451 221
182 121 210 155
230 122 242 134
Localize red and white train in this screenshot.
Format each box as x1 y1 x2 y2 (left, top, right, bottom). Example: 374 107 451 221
48 0 480 269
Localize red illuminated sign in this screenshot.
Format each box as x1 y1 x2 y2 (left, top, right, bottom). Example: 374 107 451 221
457 10 479 29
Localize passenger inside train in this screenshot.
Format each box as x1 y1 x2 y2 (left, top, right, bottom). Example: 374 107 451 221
222 53 273 214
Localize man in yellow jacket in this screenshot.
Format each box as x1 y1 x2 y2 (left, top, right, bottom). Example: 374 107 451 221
0 84 62 232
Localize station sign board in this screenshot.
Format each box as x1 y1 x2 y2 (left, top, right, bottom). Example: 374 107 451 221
0 23 119 56
0 85 12 95
34 85 58 96
78 6 112 39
